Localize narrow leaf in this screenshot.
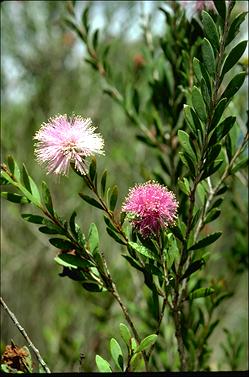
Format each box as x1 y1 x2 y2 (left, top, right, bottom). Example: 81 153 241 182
178 130 197 163
221 72 246 103
88 223 99 254
202 38 215 77
214 0 226 20
41 181 54 215
221 40 247 78
49 238 74 250
109 185 118 211
189 287 215 300
106 227 126 245
192 86 207 122
209 116 236 145
210 98 227 130
21 213 45 224
1 192 29 204
202 11 220 51
181 259 205 280
101 170 107 196
79 193 104 210
89 157 96 182
189 232 222 251
55 253 93 269
226 12 247 46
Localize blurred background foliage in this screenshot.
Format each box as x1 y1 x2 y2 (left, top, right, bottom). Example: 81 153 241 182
1 0 248 372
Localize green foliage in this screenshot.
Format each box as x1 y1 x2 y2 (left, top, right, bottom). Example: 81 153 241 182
1 0 248 373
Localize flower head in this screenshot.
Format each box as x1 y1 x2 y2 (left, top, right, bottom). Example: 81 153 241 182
122 181 178 238
34 114 104 176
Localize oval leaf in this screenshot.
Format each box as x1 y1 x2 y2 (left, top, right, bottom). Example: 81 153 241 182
202 11 220 51
110 338 123 371
119 323 131 347
135 334 157 353
95 355 112 372
202 38 215 77
128 242 158 261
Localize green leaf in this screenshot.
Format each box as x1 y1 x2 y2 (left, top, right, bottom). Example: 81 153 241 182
122 254 143 272
179 152 196 174
49 238 74 250
192 86 207 122
181 259 205 280
202 38 215 77
89 157 96 182
95 355 112 372
200 78 211 107
201 159 223 180
41 181 54 215
193 57 203 84
79 193 104 210
178 130 197 163
135 334 157 353
221 72 246 103
214 0 226 20
209 116 236 145
226 12 248 47
106 227 126 245
231 156 248 174
119 323 131 347
82 281 104 292
205 144 222 166
128 242 158 261
39 225 64 235
221 40 247 79
110 338 123 371
130 352 143 371
164 233 179 270
109 185 118 211
81 6 90 33
92 29 99 50
204 208 221 224
184 105 203 137
22 164 41 205
202 11 220 51
178 177 190 195
7 156 21 181
88 223 99 254
189 232 222 251
1 192 30 204
55 253 93 269
21 213 45 224
210 98 227 130
100 170 107 197
189 287 215 300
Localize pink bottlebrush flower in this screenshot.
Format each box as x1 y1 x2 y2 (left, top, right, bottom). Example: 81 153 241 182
122 181 178 238
34 114 104 176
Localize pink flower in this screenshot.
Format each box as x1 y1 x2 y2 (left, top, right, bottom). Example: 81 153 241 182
122 181 178 238
34 114 104 176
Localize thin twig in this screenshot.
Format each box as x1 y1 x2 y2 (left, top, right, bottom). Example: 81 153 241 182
0 297 51 374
